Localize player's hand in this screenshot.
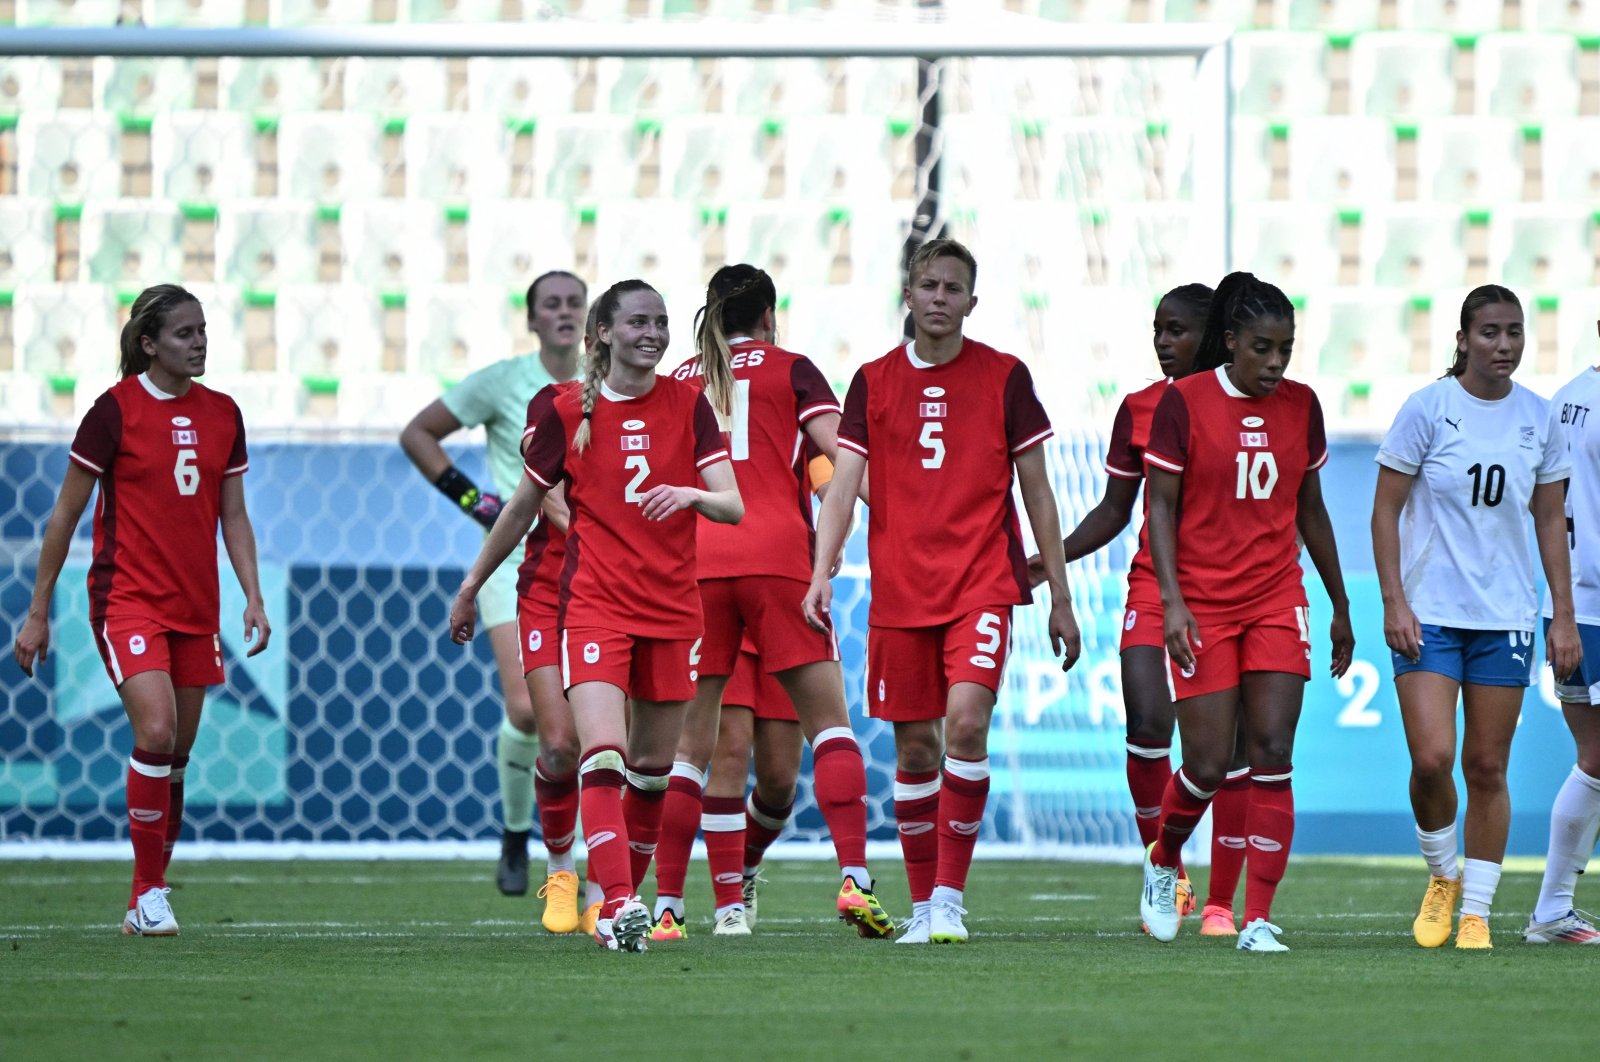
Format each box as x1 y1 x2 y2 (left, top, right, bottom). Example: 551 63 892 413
242 599 272 658
449 584 479 645
1548 615 1583 684
14 612 49 677
1025 552 1047 589
1163 599 1201 674
467 491 503 530
638 484 697 522
1049 596 1081 673
1328 608 1354 679
1382 598 1423 662
802 577 833 634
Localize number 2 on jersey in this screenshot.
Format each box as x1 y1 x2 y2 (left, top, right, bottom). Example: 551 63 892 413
624 455 650 502
173 449 199 496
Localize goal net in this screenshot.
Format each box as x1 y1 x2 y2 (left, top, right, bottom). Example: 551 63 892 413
0 6 1230 856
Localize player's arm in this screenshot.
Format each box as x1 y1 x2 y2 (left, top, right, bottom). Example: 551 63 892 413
1026 475 1140 588
13 464 96 677
450 473 548 645
1532 477 1583 680
540 484 572 536
1371 466 1423 662
1144 465 1199 671
637 459 743 525
1296 469 1353 679
1015 444 1082 672
219 474 272 659
400 398 502 530
803 447 866 632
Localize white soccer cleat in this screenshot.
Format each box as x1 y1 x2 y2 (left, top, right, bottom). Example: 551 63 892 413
1236 918 1290 953
611 898 652 953
712 906 752 936
121 886 179 937
741 873 765 930
930 900 969 943
895 907 931 945
1523 909 1600 944
1140 843 1180 943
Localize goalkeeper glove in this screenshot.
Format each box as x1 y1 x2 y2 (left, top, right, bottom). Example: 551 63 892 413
435 465 503 530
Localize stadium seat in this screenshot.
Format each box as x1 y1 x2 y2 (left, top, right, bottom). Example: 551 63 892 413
1366 372 1439 427
0 372 52 425
938 114 1055 204
1474 33 1580 120
1393 0 1504 31
73 369 121 420
277 113 386 204
0 58 66 116
1031 0 1142 20
1556 289 1600 377
841 57 921 118
1358 204 1469 291
1347 32 1455 120
14 0 124 24
15 112 122 204
464 58 581 121
11 283 119 383
657 116 772 202
967 201 1090 299
1101 204 1210 293
1539 118 1600 205
215 199 321 290
594 58 705 117
784 115 896 201
464 199 580 297
593 201 706 297
1053 118 1161 203
180 283 248 376
1300 288 1414 380
267 0 383 23
718 58 834 117
1521 0 1600 31
334 371 444 428
835 201 911 289
339 199 449 290
1426 284 1554 374
400 0 516 20
783 284 905 384
1232 32 1330 120
404 285 516 381
1414 117 1523 207
78 198 186 288
341 58 452 120
0 197 60 290
92 57 199 122
533 115 642 201
1232 203 1341 294
198 372 307 429
216 58 329 118
403 113 514 201
1488 206 1596 292
1159 0 1257 27
145 0 251 25
274 284 386 381
1286 117 1396 205
723 203 840 290
149 111 258 207
1283 0 1382 30
1230 116 1277 205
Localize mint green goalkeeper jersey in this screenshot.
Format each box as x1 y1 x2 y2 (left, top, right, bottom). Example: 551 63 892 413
439 353 566 498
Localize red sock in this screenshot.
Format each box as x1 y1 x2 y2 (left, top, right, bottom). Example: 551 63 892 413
812 732 869 871
163 754 189 873
127 747 174 905
1206 769 1252 910
935 757 990 892
1125 739 1172 849
578 746 631 911
1243 767 1295 925
652 764 703 900
534 758 579 859
702 795 747 909
1151 768 1215 869
623 764 670 893
744 790 792 871
894 769 941 903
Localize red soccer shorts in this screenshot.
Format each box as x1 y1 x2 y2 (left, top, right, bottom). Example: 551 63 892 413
698 576 839 676
560 627 698 703
1167 606 1312 700
866 606 1012 722
95 617 224 689
1119 600 1166 652
722 651 798 722
516 597 559 674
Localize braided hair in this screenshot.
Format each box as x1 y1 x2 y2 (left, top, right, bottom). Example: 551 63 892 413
1445 284 1521 379
572 279 657 454
119 284 200 379
1191 272 1296 376
694 264 773 428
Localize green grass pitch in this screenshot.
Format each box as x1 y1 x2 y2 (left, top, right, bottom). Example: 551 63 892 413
1 857 1591 1060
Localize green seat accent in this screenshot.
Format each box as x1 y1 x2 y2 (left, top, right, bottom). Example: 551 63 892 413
1289 295 1308 311
382 117 407 136
180 203 219 222
507 290 525 310
1337 209 1362 225
243 290 277 308
634 118 662 136
1590 209 1600 227
762 118 785 137
302 375 340 396
578 206 597 224
507 118 536 135
380 292 406 310
0 290 12 306
1268 122 1289 141
1085 208 1107 226
1452 33 1479 50
1144 120 1168 139
1019 119 1044 139
698 206 728 226
777 295 792 311
1579 35 1600 51
119 114 154 135
252 115 279 134
115 289 140 307
1023 292 1048 310
1393 123 1418 141
1465 209 1491 225
1521 124 1542 142
1537 295 1560 313
54 203 83 222
827 206 851 224
0 114 17 132
1409 295 1432 312
444 204 469 224
1347 379 1372 399
1326 33 1354 50
47 373 76 396
316 205 341 223
886 118 912 138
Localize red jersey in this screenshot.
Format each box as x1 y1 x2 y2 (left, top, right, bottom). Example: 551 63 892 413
1104 378 1171 608
1143 366 1328 622
68 374 248 633
523 375 729 639
838 338 1053 628
670 339 840 582
517 381 579 626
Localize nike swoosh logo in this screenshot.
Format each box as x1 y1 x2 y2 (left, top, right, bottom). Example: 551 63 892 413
587 831 617 847
898 821 934 835
948 821 981 837
129 809 163 823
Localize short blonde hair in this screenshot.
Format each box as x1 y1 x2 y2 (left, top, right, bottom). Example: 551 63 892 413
907 237 978 294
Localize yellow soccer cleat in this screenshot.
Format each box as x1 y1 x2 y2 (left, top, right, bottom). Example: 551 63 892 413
1455 913 1492 950
1199 903 1238 937
650 909 688 942
1176 877 1197 919
1412 875 1461 949
837 876 895 939
537 870 581 934
579 900 602 937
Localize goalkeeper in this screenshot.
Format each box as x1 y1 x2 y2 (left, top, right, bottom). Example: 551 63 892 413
400 270 587 896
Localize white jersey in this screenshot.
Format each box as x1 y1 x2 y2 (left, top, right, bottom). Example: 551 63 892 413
1544 368 1600 624
1377 376 1569 630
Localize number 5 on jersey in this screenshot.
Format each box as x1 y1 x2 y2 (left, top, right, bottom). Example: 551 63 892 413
920 422 945 469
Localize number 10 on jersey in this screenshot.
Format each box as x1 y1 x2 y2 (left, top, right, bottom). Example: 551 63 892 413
1235 451 1278 500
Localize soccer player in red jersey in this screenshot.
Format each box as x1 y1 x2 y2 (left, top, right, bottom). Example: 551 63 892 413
449 279 742 953
14 285 271 936
804 238 1081 944
1137 271 1354 952
653 264 893 939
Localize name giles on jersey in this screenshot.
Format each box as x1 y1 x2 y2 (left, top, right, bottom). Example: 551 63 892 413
671 349 765 380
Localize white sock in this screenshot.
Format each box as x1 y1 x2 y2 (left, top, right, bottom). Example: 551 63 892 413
931 884 964 908
841 865 869 886
913 899 932 919
585 879 604 907
654 895 684 921
547 850 576 875
1534 767 1600 923
1461 858 1503 920
1416 823 1460 880
496 721 539 834
714 903 744 920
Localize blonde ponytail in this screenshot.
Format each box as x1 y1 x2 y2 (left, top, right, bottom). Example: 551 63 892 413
695 264 776 428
